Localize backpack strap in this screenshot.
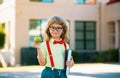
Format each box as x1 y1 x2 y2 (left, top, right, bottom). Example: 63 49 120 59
63 42 67 69
46 41 67 69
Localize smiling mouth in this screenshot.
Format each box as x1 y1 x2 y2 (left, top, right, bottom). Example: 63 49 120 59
53 33 59 34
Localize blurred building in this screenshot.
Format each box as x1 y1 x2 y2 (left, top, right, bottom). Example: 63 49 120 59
0 0 120 65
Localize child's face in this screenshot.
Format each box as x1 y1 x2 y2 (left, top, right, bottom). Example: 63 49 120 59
49 23 63 39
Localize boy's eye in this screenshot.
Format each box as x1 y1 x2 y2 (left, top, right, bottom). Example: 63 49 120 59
50 26 63 31
57 27 63 29
51 27 56 29
51 27 62 29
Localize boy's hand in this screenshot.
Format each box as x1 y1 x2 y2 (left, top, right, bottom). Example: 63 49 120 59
33 36 42 49
33 42 41 49
66 57 74 68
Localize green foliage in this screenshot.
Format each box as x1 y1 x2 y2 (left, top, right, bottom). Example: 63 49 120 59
97 49 119 62
72 50 80 63
72 49 119 63
20 47 39 65
0 32 5 49
0 23 5 49
20 47 119 65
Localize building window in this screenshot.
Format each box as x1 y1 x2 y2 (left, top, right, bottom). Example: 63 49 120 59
30 0 53 3
29 19 47 47
75 0 96 4
75 21 96 51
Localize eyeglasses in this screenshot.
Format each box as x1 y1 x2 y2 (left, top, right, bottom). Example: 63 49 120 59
49 26 63 31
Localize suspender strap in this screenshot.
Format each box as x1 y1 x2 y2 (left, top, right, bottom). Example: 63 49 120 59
46 41 55 67
46 41 67 68
63 42 67 69
63 42 66 50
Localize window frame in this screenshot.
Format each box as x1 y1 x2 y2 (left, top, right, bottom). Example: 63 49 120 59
30 0 53 3
75 0 96 4
75 21 96 51
29 19 47 47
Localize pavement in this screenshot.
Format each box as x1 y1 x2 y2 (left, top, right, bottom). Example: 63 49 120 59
0 63 120 78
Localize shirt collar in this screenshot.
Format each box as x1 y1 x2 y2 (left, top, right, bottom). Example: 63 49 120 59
50 38 63 44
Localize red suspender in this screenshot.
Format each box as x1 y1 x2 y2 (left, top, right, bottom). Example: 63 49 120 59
46 41 55 67
63 42 66 50
46 41 66 68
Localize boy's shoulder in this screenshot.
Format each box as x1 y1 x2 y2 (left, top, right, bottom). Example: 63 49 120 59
40 40 50 45
64 42 70 49
41 41 69 47
41 41 46 45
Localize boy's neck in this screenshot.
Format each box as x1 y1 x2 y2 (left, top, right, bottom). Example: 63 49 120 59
52 37 61 41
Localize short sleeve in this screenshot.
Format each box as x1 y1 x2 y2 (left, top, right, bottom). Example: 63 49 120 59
40 42 47 59
65 42 70 49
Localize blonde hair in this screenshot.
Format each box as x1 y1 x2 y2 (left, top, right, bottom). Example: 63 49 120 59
44 16 69 42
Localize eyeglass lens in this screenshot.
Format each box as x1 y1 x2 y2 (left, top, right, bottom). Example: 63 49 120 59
50 26 63 31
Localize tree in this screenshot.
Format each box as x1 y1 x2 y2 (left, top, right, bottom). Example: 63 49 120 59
0 23 5 49
0 23 7 67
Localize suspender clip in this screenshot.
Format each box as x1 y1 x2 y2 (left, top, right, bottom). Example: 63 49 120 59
52 67 54 70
